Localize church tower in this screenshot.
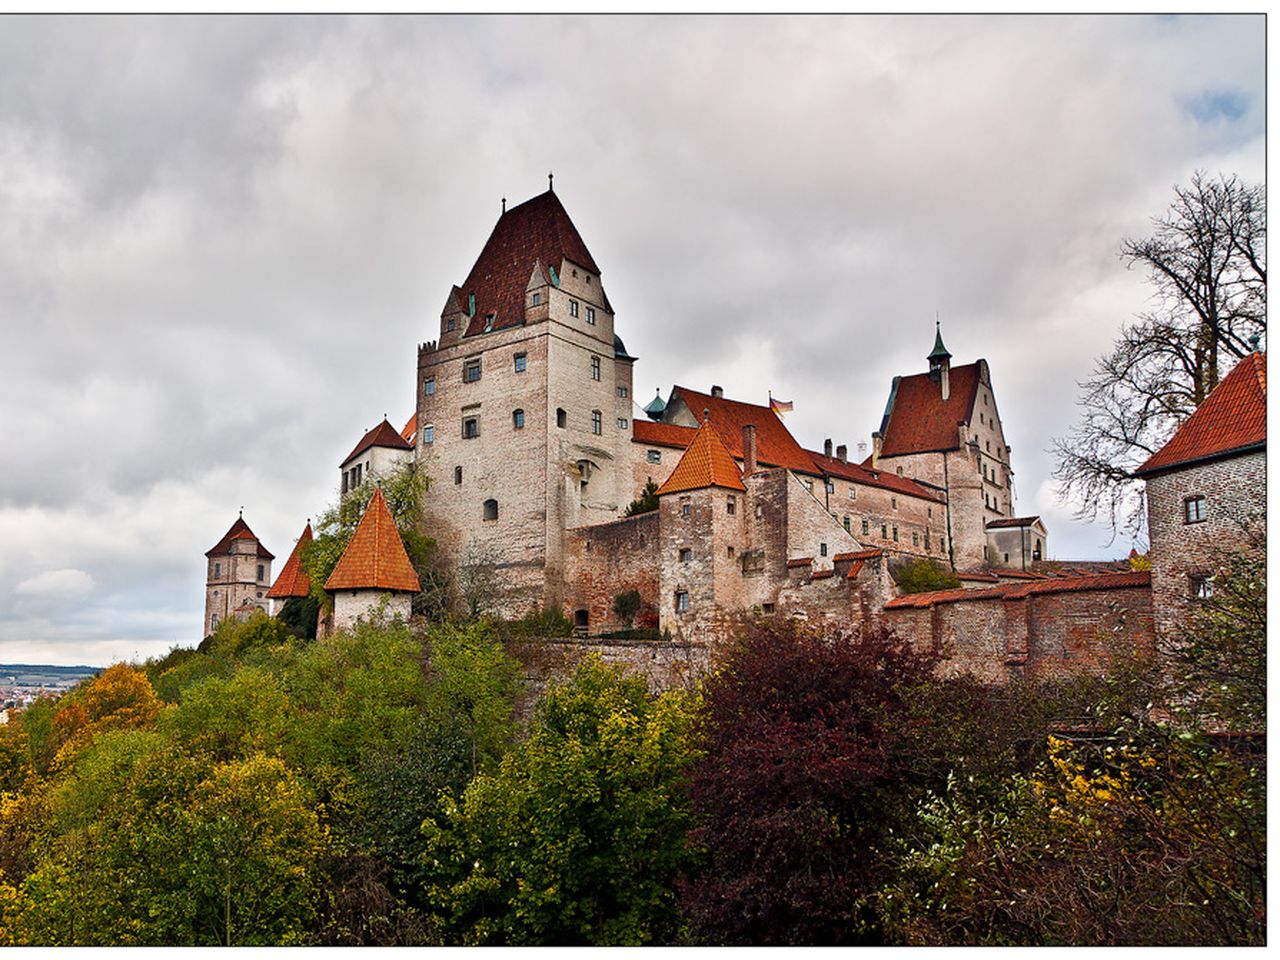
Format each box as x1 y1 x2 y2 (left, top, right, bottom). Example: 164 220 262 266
415 187 636 614
203 514 274 637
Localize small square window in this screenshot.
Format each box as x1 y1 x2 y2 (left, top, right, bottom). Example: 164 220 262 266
513 409 525 429
617 418 628 430
423 377 436 396
531 291 541 306
675 590 689 613
825 481 835 494
891 497 897 510
569 299 579 318
423 424 434 444
679 547 692 562
848 487 856 500
819 543 828 557
617 385 628 398
463 417 479 439
862 519 870 535
1190 574 1214 599
586 306 596 325
762 602 775 614
1184 496 1206 524
647 449 661 464
726 495 736 515
463 359 481 383
214 562 221 577
514 352 527 373
727 546 735 558
257 564 264 581
446 317 455 332
681 502 691 517
557 408 567 428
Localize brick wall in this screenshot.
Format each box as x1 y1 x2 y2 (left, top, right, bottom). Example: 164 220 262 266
1145 450 1266 641
564 510 660 633
204 539 272 637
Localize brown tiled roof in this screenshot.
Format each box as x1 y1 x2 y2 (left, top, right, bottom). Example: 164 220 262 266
786 557 814 568
671 386 820 475
324 488 421 594
833 549 883 562
844 560 866 579
655 420 747 496
632 419 697 449
879 362 983 456
811 570 834 580
994 569 1050 580
400 413 416 444
341 418 414 467
884 570 1150 609
455 190 600 338
1135 352 1266 477
205 517 275 560
807 449 946 502
956 571 1000 582
986 515 1042 529
266 523 313 600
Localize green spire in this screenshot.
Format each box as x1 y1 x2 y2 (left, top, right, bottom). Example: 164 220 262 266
928 320 951 363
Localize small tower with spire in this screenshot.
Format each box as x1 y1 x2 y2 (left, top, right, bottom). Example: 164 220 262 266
927 320 952 400
203 515 274 637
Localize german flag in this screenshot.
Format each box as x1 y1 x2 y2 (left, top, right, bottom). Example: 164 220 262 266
769 395 793 418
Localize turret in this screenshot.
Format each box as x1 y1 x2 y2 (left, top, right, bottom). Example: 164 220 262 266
928 320 952 401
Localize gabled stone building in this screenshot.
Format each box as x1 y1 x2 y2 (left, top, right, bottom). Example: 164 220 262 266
203 515 274 637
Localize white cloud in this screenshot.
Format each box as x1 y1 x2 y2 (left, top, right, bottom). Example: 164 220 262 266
14 568 95 598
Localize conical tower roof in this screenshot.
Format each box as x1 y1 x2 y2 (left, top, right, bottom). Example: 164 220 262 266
928 321 952 362
266 523 313 600
656 418 747 496
324 488 421 593
205 516 274 560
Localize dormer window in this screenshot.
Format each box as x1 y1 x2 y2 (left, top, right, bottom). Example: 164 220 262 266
531 292 541 306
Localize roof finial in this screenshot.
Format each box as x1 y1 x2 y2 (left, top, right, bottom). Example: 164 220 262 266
501 196 506 213
703 407 711 422
548 171 554 192
239 505 243 518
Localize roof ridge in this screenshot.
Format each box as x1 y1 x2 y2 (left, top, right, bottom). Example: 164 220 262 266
655 419 747 496
324 488 421 593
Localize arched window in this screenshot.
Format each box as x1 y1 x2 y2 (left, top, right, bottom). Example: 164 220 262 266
483 498 498 521
513 408 525 429
556 408 567 428
454 465 462 485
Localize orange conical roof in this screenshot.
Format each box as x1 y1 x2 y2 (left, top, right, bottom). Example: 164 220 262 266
266 523 313 600
656 418 747 496
324 489 422 593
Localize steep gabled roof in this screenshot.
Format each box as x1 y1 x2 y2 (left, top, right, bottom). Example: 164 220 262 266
400 413 417 444
632 419 698 449
324 488 421 594
205 517 274 560
878 361 984 457
266 523 313 600
454 190 601 338
656 420 747 496
1134 352 1266 477
670 386 820 475
806 449 946 503
341 418 414 468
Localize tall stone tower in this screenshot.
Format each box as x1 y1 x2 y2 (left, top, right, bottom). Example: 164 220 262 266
203 515 274 637
872 324 1016 570
415 189 636 614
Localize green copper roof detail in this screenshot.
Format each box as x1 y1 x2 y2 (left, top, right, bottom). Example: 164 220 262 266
548 264 560 287
928 321 951 361
643 390 667 415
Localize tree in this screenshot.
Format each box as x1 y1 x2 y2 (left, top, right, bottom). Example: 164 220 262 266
890 558 961 594
612 590 642 628
680 620 937 945
624 478 659 517
422 656 699 945
1053 172 1265 537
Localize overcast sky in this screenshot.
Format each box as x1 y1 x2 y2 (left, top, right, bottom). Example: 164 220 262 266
0 14 1264 665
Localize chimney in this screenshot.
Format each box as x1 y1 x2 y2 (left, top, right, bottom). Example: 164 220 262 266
856 441 867 460
742 424 758 477
836 444 847 462
711 384 723 398
823 438 833 458
871 431 882 469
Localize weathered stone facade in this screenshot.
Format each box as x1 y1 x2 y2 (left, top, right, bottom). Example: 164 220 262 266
331 589 412 633
203 518 273 638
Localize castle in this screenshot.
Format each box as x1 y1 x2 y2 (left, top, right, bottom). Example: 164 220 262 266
203 188 1265 684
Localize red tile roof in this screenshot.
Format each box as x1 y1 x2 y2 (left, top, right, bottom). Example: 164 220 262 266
341 418 413 467
266 523 313 600
205 517 274 560
400 413 416 444
879 362 984 456
956 571 1000 582
1135 352 1266 477
884 570 1150 609
455 190 600 338
844 560 866 579
787 557 814 568
632 419 698 449
324 488 421 594
811 570 834 580
806 449 946 502
834 549 883 562
671 386 821 474
655 420 747 496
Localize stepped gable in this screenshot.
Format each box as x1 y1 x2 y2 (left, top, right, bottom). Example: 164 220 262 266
671 386 819 474
885 569 1150 609
656 419 747 496
457 190 600 338
878 361 983 456
324 488 421 594
806 448 946 502
1134 351 1266 477
266 523 313 600
341 417 413 467
205 517 274 560
632 419 697 449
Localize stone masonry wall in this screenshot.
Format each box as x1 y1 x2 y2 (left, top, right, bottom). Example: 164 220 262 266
204 540 271 637
563 510 660 634
1145 450 1266 641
